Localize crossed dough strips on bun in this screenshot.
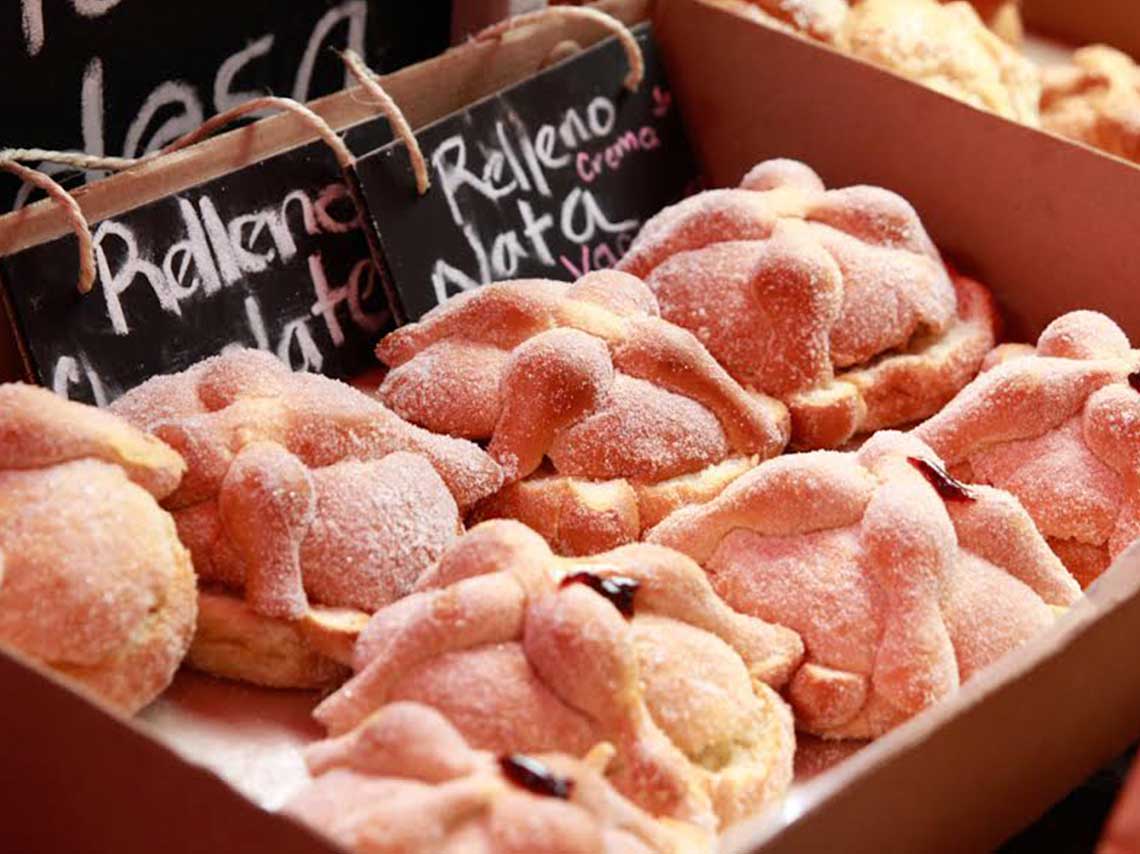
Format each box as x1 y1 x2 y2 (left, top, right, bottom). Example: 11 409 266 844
0 384 196 713
617 159 999 450
313 520 803 830
648 430 1079 739
110 349 503 689
288 701 711 854
1042 46 1140 165
705 0 1021 45
377 271 790 556
915 310 1140 587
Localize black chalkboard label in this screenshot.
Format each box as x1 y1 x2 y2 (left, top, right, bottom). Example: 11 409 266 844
1 1 450 212
355 23 699 322
0 120 397 405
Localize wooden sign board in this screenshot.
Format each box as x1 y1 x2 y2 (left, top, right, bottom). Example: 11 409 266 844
0 121 395 405
355 22 699 322
0 1 451 211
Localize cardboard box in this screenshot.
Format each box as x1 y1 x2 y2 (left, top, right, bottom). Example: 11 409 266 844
5 1 1140 852
651 0 1140 849
1023 0 1140 60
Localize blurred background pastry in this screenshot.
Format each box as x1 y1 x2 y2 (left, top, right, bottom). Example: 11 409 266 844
836 0 1039 122
1041 45 1140 164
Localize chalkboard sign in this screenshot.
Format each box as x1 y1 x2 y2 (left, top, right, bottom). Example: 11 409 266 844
1 1 450 211
0 120 396 405
355 23 700 322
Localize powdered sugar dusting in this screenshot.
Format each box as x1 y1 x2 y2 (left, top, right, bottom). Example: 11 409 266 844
373 275 788 554
652 430 1074 739
108 349 500 621
618 158 993 448
915 310 1140 585
315 522 798 827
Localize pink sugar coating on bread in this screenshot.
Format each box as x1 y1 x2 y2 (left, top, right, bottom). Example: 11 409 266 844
113 348 502 513
0 456 195 714
388 643 601 758
107 350 502 686
0 383 185 500
914 310 1140 585
301 453 459 611
378 280 572 369
810 222 955 368
969 417 1124 545
0 384 195 713
549 375 729 482
314 520 800 829
381 340 507 438
377 272 785 481
0 461 189 667
166 444 463 620
289 701 707 854
646 233 841 396
648 430 1077 739
375 271 789 554
616 159 994 449
616 189 785 281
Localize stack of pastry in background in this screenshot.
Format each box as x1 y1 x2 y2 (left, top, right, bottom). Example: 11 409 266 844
714 0 1140 164
4 157 1140 854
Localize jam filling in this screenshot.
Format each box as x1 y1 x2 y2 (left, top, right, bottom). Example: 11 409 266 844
907 456 977 502
498 754 574 799
1128 371 1140 393
560 571 640 618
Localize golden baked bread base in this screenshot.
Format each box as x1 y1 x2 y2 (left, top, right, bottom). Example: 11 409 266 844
786 274 998 449
470 456 757 556
188 591 368 690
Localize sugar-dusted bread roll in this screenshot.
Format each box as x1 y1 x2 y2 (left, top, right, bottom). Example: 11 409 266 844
1042 46 1140 165
707 0 1021 45
289 701 711 854
377 271 790 555
314 520 802 830
649 430 1079 739
0 384 195 713
836 0 1038 121
111 349 503 688
703 0 848 41
916 310 1140 587
619 159 998 449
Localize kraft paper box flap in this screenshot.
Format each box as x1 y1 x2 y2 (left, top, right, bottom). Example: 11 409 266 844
0 646 342 854
1023 0 1140 60
653 0 1140 344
